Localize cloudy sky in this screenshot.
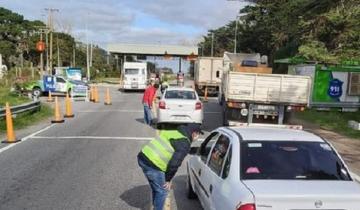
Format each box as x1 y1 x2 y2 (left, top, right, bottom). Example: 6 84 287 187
1 0 246 71
1 0 246 46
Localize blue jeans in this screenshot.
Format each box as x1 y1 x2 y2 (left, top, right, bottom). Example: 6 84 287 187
143 104 152 125
138 157 168 210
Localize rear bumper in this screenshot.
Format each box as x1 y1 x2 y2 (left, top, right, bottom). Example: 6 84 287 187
157 109 203 124
123 84 146 90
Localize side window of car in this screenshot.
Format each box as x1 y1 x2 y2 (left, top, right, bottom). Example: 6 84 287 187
221 145 232 179
56 77 66 83
208 135 230 176
200 132 219 163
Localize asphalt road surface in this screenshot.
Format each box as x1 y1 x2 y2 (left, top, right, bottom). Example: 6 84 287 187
0 86 222 210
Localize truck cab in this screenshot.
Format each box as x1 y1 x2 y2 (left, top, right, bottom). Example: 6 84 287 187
122 62 148 90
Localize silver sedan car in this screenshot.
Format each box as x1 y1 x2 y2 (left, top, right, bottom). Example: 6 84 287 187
156 87 203 125
187 125 360 210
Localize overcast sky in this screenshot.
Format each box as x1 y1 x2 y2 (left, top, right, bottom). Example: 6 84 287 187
1 0 246 46
1 0 246 71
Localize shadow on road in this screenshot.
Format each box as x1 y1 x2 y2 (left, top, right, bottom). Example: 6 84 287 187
120 185 151 210
172 175 203 210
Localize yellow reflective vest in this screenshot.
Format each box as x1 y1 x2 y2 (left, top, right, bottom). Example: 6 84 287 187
142 130 187 171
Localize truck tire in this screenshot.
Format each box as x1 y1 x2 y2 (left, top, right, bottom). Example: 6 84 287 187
32 87 42 98
186 174 197 199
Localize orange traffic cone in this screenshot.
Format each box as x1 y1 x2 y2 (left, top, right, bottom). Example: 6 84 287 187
203 86 208 102
51 97 64 123
104 88 112 105
2 102 21 143
64 93 75 118
94 86 99 103
47 91 54 102
89 86 94 102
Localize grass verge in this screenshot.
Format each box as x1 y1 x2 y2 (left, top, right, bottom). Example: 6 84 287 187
0 87 30 107
294 109 360 139
0 104 53 134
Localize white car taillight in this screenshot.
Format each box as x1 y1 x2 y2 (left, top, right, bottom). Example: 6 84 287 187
237 203 256 210
159 101 166 109
195 102 202 110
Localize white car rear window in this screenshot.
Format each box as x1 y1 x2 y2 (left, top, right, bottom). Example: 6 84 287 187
125 69 139 75
165 90 196 100
241 141 351 181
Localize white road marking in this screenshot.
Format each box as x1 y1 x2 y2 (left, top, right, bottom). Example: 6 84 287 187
78 110 143 113
31 136 153 141
0 124 55 155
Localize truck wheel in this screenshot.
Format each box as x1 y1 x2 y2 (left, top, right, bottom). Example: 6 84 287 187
32 87 42 98
186 174 197 199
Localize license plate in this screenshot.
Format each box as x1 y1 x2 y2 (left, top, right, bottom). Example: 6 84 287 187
254 105 276 110
174 116 186 120
131 83 138 88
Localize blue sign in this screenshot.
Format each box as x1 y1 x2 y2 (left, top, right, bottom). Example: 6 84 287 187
328 79 343 99
43 75 56 92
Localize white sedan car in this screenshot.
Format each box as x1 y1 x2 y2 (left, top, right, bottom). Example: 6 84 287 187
187 125 360 210
157 87 203 125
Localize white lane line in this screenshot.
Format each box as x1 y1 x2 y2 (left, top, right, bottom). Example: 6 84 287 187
31 136 153 141
0 124 55 155
350 172 360 183
78 110 143 113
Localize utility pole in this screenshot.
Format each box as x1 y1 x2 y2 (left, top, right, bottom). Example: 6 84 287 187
73 43 76 67
211 33 214 57
90 42 93 67
234 16 239 53
57 35 60 67
45 8 59 74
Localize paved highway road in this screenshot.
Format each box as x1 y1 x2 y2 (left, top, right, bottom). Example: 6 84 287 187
0 86 222 210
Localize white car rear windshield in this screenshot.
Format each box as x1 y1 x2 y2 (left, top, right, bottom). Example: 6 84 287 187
125 69 139 75
241 141 351 181
165 90 196 100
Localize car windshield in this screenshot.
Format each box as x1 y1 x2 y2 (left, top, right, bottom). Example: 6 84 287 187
241 141 351 181
165 90 196 100
125 69 139 75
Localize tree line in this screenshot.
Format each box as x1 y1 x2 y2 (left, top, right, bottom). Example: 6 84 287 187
0 7 115 78
199 0 360 66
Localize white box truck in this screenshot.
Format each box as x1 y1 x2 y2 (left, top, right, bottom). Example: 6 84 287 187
121 62 148 90
194 57 223 95
219 64 312 125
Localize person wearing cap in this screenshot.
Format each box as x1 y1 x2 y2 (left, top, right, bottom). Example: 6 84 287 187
137 123 203 210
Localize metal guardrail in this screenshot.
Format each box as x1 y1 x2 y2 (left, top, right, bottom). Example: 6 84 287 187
0 101 41 118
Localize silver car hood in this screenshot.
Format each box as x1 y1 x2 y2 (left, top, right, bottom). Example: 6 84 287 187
242 180 360 210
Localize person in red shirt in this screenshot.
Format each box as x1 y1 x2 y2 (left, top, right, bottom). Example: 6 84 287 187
142 83 159 125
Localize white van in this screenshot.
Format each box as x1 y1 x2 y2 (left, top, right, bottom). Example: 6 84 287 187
122 62 148 90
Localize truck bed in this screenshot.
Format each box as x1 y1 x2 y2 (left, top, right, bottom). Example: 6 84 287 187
223 72 311 105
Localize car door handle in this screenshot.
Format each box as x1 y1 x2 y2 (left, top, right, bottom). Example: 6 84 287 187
209 184 213 194
198 169 201 176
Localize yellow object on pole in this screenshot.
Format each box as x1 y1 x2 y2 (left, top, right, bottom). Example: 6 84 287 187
51 97 64 123
64 93 75 118
47 91 54 102
2 102 20 143
104 88 112 105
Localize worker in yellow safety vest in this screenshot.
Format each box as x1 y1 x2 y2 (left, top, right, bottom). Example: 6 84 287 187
137 123 203 210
